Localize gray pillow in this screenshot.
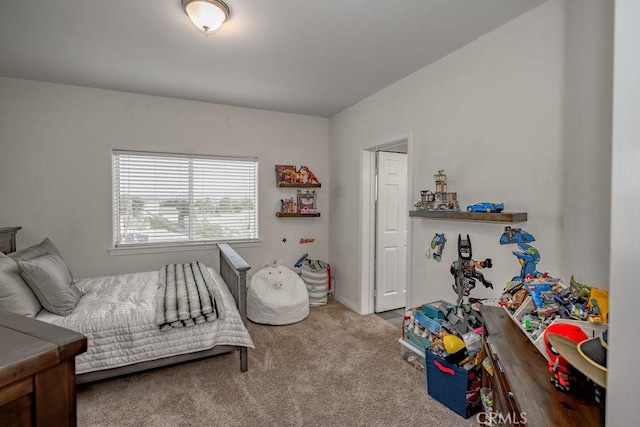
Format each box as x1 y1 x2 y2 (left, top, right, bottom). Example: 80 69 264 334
0 253 42 317
10 237 74 280
17 253 83 316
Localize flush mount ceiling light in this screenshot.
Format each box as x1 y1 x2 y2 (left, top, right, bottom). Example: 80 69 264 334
182 0 230 33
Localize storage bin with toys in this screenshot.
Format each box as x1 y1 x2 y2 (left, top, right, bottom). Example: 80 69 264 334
500 275 608 360
402 300 485 419
399 337 426 372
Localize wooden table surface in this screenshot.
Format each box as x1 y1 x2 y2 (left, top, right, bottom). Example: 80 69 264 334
481 306 604 427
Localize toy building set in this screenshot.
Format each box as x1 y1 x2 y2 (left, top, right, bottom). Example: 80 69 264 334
400 224 608 420
414 170 461 212
414 170 504 214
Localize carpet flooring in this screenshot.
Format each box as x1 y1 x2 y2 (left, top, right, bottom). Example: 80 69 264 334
77 300 476 426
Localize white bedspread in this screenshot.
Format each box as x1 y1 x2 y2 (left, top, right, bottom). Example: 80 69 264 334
36 268 254 375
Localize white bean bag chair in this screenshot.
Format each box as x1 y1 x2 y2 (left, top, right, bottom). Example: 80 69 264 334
247 262 309 325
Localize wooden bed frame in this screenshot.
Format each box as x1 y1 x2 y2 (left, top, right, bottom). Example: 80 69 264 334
76 243 250 384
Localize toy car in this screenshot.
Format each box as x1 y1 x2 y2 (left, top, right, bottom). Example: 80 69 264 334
466 202 504 213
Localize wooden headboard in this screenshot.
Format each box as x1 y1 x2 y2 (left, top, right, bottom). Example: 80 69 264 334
0 227 21 254
217 243 251 372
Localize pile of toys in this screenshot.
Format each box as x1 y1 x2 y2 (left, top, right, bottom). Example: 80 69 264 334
402 300 485 418
497 226 609 361
403 231 496 370
403 300 484 367
501 276 608 339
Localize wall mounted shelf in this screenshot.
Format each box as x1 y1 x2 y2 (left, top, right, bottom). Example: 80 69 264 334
276 183 321 188
276 165 321 217
276 212 321 218
409 210 527 223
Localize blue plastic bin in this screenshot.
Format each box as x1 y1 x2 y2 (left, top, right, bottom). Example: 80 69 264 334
425 351 482 418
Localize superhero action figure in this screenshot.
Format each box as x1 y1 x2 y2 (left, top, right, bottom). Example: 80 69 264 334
450 234 493 306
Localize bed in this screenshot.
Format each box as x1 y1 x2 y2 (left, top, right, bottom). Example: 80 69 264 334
0 238 253 384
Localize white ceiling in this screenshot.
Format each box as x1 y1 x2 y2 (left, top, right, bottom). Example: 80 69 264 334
0 0 546 117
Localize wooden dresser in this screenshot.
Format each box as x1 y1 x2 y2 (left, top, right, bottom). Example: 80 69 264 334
0 309 87 426
480 306 603 426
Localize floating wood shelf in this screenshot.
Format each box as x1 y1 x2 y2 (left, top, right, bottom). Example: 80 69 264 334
276 212 321 218
276 182 321 188
409 210 527 223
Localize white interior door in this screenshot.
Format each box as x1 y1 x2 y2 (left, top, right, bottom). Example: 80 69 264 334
375 151 408 312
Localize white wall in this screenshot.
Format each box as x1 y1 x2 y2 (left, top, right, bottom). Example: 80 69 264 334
329 0 612 312
0 77 330 278
561 0 613 286
608 0 640 424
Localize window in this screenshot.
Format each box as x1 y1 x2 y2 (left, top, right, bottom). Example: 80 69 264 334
112 150 258 247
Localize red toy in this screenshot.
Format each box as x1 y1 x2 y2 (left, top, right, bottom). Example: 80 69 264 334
299 165 320 184
544 323 588 392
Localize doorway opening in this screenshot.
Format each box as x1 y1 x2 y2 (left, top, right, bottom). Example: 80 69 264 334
359 134 413 315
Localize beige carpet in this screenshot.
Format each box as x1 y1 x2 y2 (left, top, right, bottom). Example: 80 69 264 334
77 300 476 426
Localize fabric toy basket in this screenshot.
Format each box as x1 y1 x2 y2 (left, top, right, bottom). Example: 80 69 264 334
300 260 330 306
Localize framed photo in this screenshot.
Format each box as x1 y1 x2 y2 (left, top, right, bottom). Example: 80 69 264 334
275 165 296 184
297 189 317 214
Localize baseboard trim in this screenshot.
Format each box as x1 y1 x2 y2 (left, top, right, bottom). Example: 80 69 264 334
333 295 362 314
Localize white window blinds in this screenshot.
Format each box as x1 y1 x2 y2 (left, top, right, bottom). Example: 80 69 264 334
112 150 258 247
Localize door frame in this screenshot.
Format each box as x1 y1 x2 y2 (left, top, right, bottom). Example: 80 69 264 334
359 132 414 314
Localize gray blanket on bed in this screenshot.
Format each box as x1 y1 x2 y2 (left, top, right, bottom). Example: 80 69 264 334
156 262 224 331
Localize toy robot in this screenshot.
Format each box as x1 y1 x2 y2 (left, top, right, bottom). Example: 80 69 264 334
543 323 589 392
450 234 493 306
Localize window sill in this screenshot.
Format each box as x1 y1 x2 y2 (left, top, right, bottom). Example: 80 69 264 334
108 239 262 256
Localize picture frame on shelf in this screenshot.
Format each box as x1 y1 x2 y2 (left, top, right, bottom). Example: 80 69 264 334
297 189 317 214
275 165 297 184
